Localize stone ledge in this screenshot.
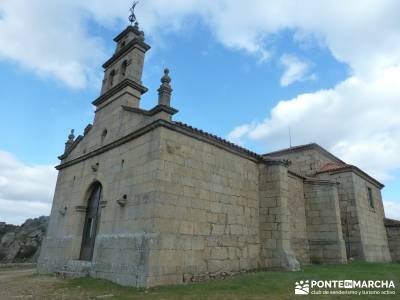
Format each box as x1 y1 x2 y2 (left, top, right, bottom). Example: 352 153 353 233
122 104 178 116
103 35 150 68
56 119 268 170
384 218 400 227
75 205 88 213
92 79 148 107
309 240 340 245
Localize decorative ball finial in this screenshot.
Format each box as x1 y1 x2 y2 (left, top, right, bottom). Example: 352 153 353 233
129 1 139 25
158 68 173 107
68 129 75 141
161 68 171 85
64 129 75 153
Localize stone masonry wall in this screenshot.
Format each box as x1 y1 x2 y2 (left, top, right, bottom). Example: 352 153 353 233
317 171 391 262
304 180 347 264
351 173 391 262
287 173 310 265
39 128 164 287
267 148 339 176
385 219 400 262
259 163 300 271
317 171 361 260
67 103 153 162
144 127 261 286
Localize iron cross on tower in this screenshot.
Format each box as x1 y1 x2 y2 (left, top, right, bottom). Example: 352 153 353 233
129 1 139 25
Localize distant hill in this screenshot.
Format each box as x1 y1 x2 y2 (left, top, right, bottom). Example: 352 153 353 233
0 216 49 263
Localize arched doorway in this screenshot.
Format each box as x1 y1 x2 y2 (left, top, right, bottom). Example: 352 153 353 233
79 182 102 261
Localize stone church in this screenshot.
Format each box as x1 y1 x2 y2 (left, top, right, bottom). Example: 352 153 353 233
38 21 400 287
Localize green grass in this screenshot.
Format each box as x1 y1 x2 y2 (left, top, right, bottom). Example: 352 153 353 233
59 262 400 300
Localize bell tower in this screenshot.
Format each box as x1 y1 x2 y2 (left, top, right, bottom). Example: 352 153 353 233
99 22 149 96
92 5 150 115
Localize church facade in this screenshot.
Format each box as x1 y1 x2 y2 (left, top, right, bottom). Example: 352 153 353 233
38 22 398 287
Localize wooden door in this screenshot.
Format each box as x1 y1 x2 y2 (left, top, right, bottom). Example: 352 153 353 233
79 183 102 261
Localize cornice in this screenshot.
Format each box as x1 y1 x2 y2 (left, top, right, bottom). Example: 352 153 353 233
304 178 339 186
102 38 150 69
121 104 178 116
58 135 83 160
384 218 400 227
92 79 148 107
56 119 269 170
317 165 384 189
56 120 164 170
113 26 141 42
264 143 345 164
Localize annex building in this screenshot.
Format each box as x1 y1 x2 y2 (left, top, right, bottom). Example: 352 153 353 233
38 21 400 287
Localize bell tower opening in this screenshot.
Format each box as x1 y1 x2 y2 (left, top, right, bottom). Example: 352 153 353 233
94 20 150 114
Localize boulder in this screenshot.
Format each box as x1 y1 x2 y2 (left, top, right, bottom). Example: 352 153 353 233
0 216 49 263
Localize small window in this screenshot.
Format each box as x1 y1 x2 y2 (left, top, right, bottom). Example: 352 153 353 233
121 60 128 76
367 187 374 208
109 70 116 87
101 129 108 139
121 41 126 48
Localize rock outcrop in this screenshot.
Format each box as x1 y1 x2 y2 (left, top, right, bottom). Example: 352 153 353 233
0 216 49 263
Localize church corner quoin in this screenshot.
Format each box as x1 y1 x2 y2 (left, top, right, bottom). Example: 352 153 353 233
37 21 399 287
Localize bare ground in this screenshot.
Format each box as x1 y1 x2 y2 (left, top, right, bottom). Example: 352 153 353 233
0 262 399 300
0 268 92 300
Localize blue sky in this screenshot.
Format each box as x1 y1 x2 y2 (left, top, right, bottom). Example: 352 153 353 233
0 1 399 224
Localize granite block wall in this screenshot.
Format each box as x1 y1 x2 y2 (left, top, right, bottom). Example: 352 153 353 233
287 173 310 264
351 174 391 262
38 129 164 287
318 171 391 262
304 180 347 264
144 127 261 286
317 171 362 260
266 148 339 176
385 219 400 262
259 163 300 271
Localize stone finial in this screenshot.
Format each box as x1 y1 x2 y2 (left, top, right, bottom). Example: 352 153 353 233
68 129 75 140
64 129 75 152
157 68 173 106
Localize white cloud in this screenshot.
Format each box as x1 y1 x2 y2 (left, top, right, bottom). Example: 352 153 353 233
384 201 400 220
229 67 400 181
1 1 400 218
0 150 57 225
0 0 108 88
0 0 211 88
2 1 400 88
227 124 253 145
280 54 314 86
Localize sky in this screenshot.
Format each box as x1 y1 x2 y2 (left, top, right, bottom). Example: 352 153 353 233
0 0 399 225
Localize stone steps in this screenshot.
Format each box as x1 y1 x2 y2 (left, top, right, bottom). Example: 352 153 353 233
56 260 93 279
56 270 89 279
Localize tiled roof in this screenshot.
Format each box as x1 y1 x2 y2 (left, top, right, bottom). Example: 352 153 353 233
317 163 384 188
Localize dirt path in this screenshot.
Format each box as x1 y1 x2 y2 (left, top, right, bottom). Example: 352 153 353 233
0 268 65 300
